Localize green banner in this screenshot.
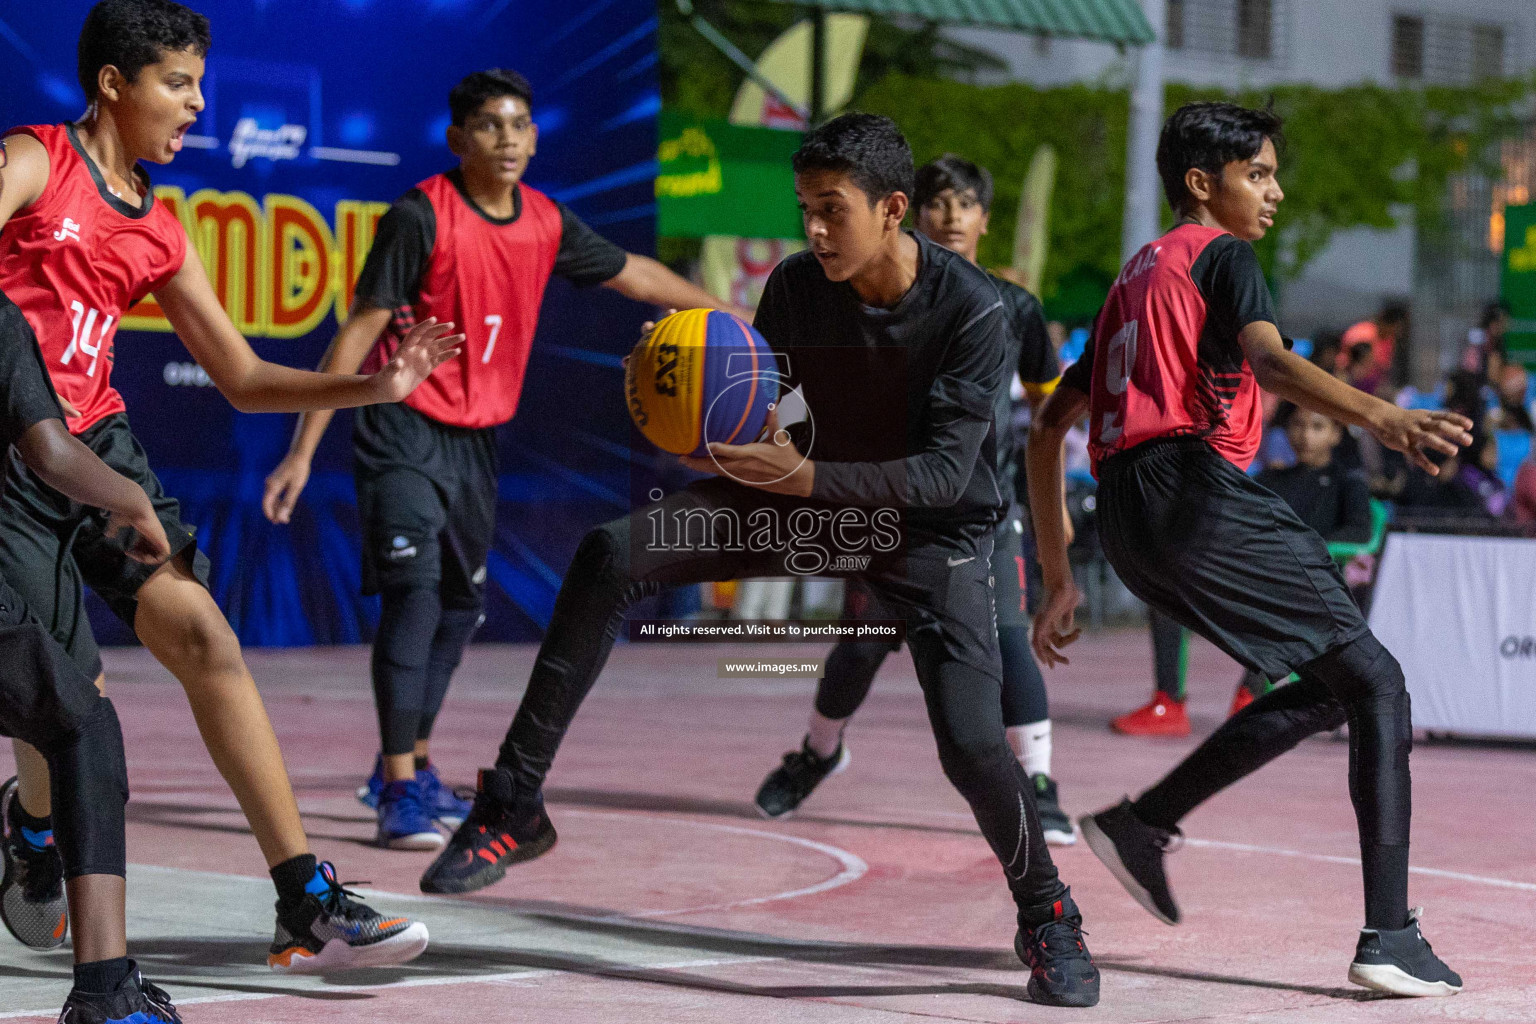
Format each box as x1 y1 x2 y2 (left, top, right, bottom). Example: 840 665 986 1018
1504 203 1536 359
656 113 804 240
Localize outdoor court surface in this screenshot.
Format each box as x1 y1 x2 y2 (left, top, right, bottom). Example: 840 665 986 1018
1 631 1531 1023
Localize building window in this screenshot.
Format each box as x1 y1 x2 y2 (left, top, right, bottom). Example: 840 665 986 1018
1472 24 1504 80
1236 0 1272 59
1392 15 1425 79
1166 0 1186 50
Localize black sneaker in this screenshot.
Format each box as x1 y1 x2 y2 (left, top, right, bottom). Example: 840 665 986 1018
420 767 558 895
57 963 181 1023
1 776 68 950
754 738 850 819
1014 889 1100 1007
1348 908 1462 997
1031 774 1075 846
268 861 429 973
1080 797 1182 925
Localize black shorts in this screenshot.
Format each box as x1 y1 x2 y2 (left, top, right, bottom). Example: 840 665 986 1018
1096 437 1368 682
0 413 210 678
353 402 496 610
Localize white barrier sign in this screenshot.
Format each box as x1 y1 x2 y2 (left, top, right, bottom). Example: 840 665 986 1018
1369 532 1536 739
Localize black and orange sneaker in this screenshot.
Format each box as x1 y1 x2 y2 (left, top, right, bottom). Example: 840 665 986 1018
1014 889 1100 1007
0 776 68 950
419 767 557 895
268 861 428 973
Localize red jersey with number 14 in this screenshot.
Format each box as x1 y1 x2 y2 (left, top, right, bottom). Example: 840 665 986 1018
0 124 187 433
363 175 562 429
1084 223 1263 474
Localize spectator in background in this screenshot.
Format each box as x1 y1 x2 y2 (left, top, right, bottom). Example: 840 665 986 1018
1337 302 1409 394
1490 363 1534 433
1454 432 1509 518
1310 329 1343 376
1396 448 1491 523
1512 455 1536 526
1461 302 1510 382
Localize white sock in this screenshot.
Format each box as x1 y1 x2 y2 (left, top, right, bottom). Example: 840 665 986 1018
1008 719 1053 779
806 711 848 759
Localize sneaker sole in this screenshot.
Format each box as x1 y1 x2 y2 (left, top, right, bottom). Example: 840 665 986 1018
1079 813 1177 926
1347 962 1462 997
420 824 559 895
355 783 379 809
1042 826 1077 847
432 814 466 829
270 922 430 974
0 777 68 951
381 830 447 852
1014 931 1101 1007
754 746 852 820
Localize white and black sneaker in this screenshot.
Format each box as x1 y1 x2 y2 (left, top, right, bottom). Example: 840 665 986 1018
1349 908 1462 997
754 738 850 819
1031 774 1076 846
1080 797 1182 925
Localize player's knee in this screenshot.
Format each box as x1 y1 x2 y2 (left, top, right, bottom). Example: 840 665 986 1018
163 604 244 677
572 522 643 599
1305 632 1405 710
933 728 1015 792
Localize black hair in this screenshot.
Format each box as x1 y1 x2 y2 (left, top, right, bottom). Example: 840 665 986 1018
1156 101 1283 213
1480 300 1509 330
1378 301 1410 328
913 155 994 212
78 0 210 101
792 113 913 207
450 69 534 127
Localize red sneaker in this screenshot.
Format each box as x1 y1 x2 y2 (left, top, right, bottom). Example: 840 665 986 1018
1111 691 1190 737
1228 685 1256 718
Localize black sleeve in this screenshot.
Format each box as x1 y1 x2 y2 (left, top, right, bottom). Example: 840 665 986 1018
811 291 1006 509
1328 468 1374 543
553 202 628 288
752 263 810 448
1195 236 1277 354
1014 293 1061 387
353 190 435 310
0 299 65 449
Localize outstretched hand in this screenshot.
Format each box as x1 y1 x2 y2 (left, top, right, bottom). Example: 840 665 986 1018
372 317 464 403
1370 407 1473 475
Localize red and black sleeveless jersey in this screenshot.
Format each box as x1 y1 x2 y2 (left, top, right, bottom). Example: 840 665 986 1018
0 124 187 434
1061 223 1276 474
357 171 627 429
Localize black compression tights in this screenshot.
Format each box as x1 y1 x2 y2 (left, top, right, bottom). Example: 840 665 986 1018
1132 631 1411 928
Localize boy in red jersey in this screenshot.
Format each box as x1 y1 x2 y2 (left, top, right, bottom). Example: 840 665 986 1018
260 69 738 851
0 0 460 973
1027 101 1469 996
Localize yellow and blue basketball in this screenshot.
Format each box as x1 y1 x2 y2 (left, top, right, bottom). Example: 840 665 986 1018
625 309 777 457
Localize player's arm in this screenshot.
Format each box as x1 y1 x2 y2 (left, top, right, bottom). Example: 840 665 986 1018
261 302 394 523
0 134 49 230
156 244 461 416
603 253 753 321
1026 372 1089 667
1238 324 1469 473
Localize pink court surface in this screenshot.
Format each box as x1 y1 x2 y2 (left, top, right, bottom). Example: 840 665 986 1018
1 631 1532 1023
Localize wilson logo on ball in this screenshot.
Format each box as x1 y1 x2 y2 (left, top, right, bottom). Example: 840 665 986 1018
625 309 777 457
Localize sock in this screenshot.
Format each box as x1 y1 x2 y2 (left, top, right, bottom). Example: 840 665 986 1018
8 801 53 852
270 853 320 904
1362 842 1411 930
1008 719 1053 778
73 956 134 994
805 711 847 760
414 754 430 772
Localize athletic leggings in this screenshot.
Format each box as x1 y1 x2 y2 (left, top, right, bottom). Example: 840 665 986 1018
493 480 1067 918
373 586 481 757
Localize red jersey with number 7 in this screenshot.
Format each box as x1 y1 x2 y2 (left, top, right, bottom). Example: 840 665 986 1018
0 124 187 434
362 175 562 429
1077 222 1275 475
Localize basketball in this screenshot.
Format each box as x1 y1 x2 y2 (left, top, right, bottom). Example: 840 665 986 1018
625 308 778 457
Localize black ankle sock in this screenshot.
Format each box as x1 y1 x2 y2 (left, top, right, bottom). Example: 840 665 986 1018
414 754 430 771
73 956 133 994
270 853 319 904
1362 842 1410 930
8 799 51 841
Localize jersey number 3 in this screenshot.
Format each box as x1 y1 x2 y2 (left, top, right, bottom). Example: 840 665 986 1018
62 301 115 378
482 314 503 365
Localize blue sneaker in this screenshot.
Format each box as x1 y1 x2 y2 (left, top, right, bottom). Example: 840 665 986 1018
417 764 472 828
356 754 385 810
376 780 444 851
57 964 181 1023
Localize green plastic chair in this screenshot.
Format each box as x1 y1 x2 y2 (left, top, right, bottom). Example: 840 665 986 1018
1326 498 1391 563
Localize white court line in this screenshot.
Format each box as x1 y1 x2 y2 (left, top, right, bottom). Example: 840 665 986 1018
1183 838 1536 893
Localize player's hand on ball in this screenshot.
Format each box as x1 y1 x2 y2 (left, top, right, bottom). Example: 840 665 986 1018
373 317 464 403
1370 407 1473 475
263 452 312 525
1032 578 1082 668
680 404 815 497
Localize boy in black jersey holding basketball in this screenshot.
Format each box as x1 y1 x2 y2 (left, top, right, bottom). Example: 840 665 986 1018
422 114 1101 1008
262 69 734 851
1028 101 1467 996
753 155 1076 845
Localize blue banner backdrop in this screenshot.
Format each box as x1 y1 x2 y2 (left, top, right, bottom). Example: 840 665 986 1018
0 0 659 645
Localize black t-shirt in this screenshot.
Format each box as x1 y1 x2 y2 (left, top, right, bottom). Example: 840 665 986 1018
753 231 1009 532
0 293 65 449
987 271 1060 493
1254 461 1372 543
1062 234 1277 396
352 170 629 311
